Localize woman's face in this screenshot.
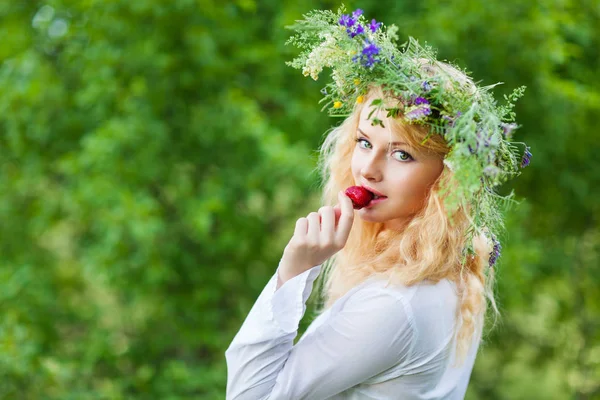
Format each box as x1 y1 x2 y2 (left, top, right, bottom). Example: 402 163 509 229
351 104 444 231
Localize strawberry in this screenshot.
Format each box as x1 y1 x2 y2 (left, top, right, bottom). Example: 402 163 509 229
344 186 374 209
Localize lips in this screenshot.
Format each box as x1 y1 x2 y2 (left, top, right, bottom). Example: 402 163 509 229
361 185 386 199
363 195 387 209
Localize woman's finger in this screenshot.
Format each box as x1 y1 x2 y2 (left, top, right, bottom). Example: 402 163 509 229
294 217 308 238
335 191 354 245
306 212 320 244
319 206 335 239
333 205 341 225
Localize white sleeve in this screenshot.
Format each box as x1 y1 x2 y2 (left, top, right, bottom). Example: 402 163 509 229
225 266 415 400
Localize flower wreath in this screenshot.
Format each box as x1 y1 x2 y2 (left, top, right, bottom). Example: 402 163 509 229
286 6 532 268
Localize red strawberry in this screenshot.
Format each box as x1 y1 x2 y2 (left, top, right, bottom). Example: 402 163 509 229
344 186 374 210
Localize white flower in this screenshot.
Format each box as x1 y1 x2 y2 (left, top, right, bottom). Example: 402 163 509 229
443 158 455 171
303 35 339 81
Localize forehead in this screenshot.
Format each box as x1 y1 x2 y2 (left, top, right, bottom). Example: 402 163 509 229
355 102 444 159
357 103 406 141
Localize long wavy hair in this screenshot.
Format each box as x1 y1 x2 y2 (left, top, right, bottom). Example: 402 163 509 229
314 83 499 365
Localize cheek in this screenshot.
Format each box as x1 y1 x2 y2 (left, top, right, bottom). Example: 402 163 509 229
410 167 443 196
350 150 360 176
393 167 438 196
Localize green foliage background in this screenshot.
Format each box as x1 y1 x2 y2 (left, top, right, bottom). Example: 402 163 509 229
1 1 598 399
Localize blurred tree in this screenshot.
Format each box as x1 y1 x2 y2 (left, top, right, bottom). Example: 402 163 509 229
0 1 319 398
0 0 598 399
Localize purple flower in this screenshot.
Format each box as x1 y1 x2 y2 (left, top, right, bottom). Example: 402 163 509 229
404 97 431 121
354 40 381 67
489 237 502 268
521 146 532 168
422 81 432 92
369 19 381 32
444 111 462 127
347 24 365 38
414 96 429 106
352 9 363 18
338 14 356 27
405 104 432 121
442 115 454 125
362 42 378 55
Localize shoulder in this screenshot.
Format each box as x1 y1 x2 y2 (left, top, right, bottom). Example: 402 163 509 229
350 277 459 339
349 276 457 309
328 276 458 333
335 279 418 336
371 278 460 355
327 281 418 364
375 276 458 313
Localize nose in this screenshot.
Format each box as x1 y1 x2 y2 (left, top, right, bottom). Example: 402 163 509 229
360 152 383 182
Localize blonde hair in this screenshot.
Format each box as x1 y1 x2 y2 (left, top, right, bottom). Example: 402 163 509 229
314 81 499 365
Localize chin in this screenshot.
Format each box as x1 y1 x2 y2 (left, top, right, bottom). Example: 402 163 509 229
357 209 388 222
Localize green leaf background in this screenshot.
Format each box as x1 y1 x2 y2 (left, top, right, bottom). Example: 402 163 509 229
1 1 598 399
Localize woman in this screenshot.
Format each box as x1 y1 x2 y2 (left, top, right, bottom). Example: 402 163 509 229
225 7 530 399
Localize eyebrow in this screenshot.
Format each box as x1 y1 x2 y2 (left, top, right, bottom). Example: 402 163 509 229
357 128 408 146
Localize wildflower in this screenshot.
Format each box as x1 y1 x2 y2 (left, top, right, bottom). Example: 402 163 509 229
333 101 343 109
352 9 363 18
353 79 361 85
443 158 455 171
413 96 429 106
489 237 502 267
403 96 432 122
338 14 356 28
501 122 517 139
356 95 364 103
347 24 365 38
369 19 381 33
521 146 532 168
404 103 432 121
354 40 380 67
443 112 462 127
422 81 432 92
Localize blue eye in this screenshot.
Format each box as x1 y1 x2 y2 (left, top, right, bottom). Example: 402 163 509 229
392 150 413 162
355 137 414 162
355 138 371 149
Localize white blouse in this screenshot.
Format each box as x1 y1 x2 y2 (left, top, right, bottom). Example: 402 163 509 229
225 263 482 400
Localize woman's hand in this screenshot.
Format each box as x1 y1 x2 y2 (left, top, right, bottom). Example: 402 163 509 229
277 191 355 286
